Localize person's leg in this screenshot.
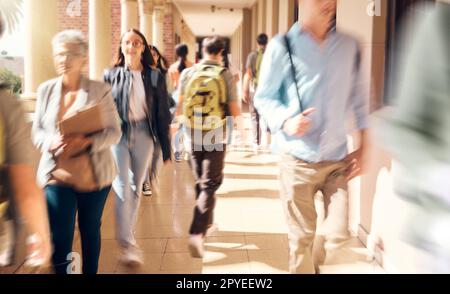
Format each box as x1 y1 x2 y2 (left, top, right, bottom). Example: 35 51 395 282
316 162 350 268
111 137 133 248
188 148 204 216
279 155 321 274
189 148 226 236
249 97 261 147
173 125 185 161
128 126 154 245
76 186 110 274
149 145 162 195
45 185 77 274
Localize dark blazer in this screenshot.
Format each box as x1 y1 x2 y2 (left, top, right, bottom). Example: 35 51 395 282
104 66 172 161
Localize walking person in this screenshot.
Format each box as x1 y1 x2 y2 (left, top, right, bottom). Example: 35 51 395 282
32 30 121 274
169 44 193 162
104 29 171 266
142 45 172 197
176 37 241 258
1 13 51 270
243 33 270 154
254 0 369 274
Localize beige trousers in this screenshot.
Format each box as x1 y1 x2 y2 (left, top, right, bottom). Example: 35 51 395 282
279 154 350 274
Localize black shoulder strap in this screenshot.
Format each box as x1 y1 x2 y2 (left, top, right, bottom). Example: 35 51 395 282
284 35 303 113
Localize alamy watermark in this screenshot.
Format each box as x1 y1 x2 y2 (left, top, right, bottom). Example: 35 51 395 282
367 0 381 17
66 0 82 17
173 113 240 152
66 251 81 274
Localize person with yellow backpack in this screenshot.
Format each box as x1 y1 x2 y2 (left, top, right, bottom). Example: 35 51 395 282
243 33 269 154
176 36 241 258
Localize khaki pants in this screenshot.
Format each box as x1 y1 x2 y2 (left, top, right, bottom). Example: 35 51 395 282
279 154 350 274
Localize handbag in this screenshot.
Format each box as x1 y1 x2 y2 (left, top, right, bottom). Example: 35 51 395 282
51 103 105 192
51 152 98 192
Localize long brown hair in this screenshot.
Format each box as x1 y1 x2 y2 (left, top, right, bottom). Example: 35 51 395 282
149 45 169 75
113 29 154 69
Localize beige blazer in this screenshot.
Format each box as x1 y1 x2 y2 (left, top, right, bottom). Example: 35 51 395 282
32 76 122 189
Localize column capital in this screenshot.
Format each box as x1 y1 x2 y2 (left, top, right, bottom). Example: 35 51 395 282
121 0 138 4
138 0 153 14
153 0 165 6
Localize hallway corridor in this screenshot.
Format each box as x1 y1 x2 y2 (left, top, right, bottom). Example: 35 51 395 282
76 146 385 274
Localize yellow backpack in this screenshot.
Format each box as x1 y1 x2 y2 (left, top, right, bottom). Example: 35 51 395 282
183 64 227 131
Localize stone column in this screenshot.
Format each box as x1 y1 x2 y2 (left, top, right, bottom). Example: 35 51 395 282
152 3 165 50
22 0 58 111
89 0 112 81
278 0 295 34
266 0 279 38
121 0 139 34
257 0 266 35
138 0 153 43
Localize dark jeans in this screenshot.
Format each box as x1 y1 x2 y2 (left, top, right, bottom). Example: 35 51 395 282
189 146 226 235
249 99 261 145
45 185 110 274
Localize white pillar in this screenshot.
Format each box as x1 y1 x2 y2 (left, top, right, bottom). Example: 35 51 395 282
22 0 58 110
257 0 266 34
152 5 164 50
278 0 295 34
89 0 112 81
139 0 154 43
266 0 279 38
121 0 139 34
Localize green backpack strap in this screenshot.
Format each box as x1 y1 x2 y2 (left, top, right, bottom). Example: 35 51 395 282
254 49 264 87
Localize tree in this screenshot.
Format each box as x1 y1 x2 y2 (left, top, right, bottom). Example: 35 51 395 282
0 0 23 35
0 68 22 97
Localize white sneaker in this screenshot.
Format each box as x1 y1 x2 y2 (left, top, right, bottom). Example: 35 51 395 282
120 245 143 266
188 234 204 258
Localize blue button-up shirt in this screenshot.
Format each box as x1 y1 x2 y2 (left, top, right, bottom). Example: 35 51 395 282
254 23 369 163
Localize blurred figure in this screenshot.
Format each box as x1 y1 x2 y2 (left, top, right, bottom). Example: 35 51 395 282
176 37 241 258
169 44 193 162
384 1 450 273
221 50 240 83
104 29 171 267
0 86 52 270
254 0 368 274
243 33 269 154
142 45 172 197
0 12 51 270
221 49 241 146
32 30 121 274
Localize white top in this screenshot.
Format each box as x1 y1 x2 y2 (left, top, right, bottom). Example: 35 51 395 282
128 70 147 122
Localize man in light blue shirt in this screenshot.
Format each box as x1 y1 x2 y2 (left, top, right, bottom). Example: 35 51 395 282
254 0 368 274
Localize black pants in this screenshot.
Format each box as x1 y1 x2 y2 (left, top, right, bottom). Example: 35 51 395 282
188 145 226 235
249 99 261 145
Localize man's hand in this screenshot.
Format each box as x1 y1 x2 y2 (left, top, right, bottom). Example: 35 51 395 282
344 148 364 181
282 108 316 137
344 129 368 181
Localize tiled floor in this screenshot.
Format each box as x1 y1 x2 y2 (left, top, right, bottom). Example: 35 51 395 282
82 146 385 274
